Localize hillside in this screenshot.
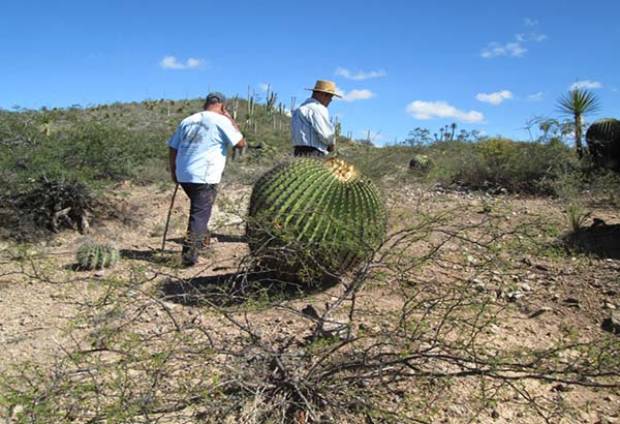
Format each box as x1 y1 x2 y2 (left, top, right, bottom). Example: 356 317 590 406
0 99 619 423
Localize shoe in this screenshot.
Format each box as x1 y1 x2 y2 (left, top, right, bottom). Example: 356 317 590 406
181 245 199 267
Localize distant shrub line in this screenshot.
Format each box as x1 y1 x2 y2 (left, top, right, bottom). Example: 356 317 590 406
1 101 618 240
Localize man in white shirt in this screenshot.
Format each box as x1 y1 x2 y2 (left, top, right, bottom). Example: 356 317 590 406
168 92 246 266
291 80 341 157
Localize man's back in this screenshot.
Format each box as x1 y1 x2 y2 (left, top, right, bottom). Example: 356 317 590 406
291 98 335 155
168 111 242 184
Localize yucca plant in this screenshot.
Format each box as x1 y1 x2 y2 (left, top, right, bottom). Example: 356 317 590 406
247 158 386 283
557 88 600 158
76 241 120 270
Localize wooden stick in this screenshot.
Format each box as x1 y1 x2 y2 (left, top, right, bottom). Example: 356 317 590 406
161 183 179 252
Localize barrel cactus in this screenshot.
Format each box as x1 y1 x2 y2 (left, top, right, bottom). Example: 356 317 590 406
409 154 432 173
586 118 620 171
247 158 386 283
76 241 120 270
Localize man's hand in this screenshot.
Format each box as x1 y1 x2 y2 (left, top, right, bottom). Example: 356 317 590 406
235 138 247 149
221 106 232 119
221 106 242 131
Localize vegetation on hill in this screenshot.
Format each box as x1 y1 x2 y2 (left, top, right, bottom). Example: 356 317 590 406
1 93 618 240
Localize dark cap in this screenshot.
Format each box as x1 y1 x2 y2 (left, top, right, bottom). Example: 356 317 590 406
205 92 226 105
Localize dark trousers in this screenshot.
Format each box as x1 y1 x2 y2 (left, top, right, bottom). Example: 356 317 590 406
180 182 218 264
293 146 325 157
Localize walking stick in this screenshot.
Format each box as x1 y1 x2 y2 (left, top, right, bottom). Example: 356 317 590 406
161 183 179 252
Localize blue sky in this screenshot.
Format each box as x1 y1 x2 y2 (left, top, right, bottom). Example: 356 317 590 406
1 0 619 144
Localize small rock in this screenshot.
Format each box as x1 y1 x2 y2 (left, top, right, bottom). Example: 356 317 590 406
447 404 468 416
604 302 616 310
602 311 620 335
301 304 320 320
471 279 486 292
11 404 24 419
507 291 524 302
563 298 580 308
529 306 552 318
94 270 105 278
519 283 532 292
552 384 573 392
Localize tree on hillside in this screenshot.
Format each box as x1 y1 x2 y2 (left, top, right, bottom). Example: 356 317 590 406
557 88 600 158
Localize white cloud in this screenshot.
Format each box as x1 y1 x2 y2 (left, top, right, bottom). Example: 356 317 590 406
569 80 603 90
527 92 544 101
476 90 513 105
406 101 484 123
481 42 527 58
482 19 546 59
336 89 375 102
516 32 547 42
160 55 205 70
335 67 386 81
258 83 270 92
530 33 548 42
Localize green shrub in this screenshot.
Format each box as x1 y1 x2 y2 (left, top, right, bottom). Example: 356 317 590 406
425 138 575 194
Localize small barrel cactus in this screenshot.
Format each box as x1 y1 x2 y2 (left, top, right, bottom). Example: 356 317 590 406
76 242 120 270
586 118 620 171
409 154 432 173
247 158 386 283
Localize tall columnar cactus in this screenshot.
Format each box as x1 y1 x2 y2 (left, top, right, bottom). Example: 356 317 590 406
76 242 120 270
586 118 620 171
247 158 386 282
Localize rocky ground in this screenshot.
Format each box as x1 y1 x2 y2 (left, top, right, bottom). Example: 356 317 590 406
0 180 618 423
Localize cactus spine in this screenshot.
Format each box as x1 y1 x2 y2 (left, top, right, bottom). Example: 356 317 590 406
76 242 120 270
247 158 386 282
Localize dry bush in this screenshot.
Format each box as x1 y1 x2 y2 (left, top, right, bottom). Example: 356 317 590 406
1 207 619 424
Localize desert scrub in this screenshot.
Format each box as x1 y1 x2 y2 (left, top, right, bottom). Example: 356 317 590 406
426 138 575 193
15 175 94 234
76 241 120 270
247 158 386 283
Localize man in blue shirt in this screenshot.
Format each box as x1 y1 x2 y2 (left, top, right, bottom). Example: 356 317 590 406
168 92 246 266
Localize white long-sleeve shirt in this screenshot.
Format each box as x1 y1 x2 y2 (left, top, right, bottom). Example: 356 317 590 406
291 98 335 154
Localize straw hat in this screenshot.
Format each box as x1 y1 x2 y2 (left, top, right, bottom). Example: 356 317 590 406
306 80 341 98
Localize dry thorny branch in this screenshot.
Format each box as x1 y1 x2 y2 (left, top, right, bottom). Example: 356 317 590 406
1 206 619 423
